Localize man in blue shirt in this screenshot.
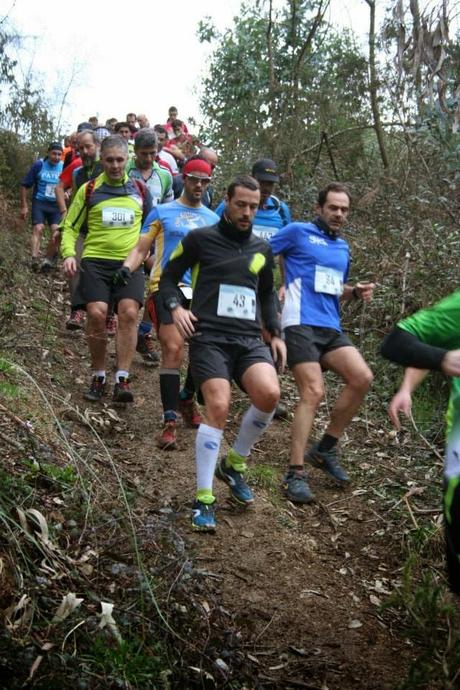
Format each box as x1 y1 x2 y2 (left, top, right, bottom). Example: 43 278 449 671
270 183 375 503
20 142 64 272
215 158 291 239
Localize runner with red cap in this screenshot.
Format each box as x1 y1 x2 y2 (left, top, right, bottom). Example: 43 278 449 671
122 155 219 449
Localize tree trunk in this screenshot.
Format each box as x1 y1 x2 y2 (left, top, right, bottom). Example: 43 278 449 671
365 0 390 170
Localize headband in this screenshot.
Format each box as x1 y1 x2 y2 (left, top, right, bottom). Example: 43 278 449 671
183 159 212 178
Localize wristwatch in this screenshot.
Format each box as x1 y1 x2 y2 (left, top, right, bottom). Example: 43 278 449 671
165 296 180 311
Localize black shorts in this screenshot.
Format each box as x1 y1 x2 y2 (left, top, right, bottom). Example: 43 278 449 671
285 325 352 368
31 199 61 226
149 291 189 332
189 334 275 389
79 258 144 310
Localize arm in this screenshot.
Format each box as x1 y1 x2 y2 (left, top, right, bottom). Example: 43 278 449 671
342 281 375 303
55 180 68 216
123 233 155 273
388 367 429 429
381 326 447 371
60 184 89 276
20 186 29 220
159 234 199 337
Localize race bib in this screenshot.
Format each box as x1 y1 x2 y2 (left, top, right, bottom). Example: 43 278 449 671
102 207 135 227
314 265 343 295
45 183 56 199
253 224 275 241
217 284 256 320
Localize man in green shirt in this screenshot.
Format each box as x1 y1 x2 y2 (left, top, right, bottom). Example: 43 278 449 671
381 290 460 594
61 134 152 403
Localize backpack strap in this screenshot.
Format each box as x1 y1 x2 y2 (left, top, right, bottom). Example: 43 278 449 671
270 195 287 225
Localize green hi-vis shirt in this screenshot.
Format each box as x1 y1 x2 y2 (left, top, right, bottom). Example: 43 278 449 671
60 172 151 261
398 289 460 439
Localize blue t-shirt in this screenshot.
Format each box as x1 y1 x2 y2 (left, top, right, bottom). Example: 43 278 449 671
21 158 64 203
141 200 219 292
215 195 291 240
270 221 350 332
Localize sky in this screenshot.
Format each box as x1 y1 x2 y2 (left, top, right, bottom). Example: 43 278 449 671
1 0 390 134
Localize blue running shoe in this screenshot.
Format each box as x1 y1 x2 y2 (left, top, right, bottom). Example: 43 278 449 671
283 468 315 504
306 442 350 484
215 456 254 505
191 500 216 532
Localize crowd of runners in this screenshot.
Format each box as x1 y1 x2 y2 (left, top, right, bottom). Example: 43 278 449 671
19 108 460 594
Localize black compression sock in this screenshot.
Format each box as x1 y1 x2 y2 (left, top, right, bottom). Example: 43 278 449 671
318 434 338 452
159 369 180 417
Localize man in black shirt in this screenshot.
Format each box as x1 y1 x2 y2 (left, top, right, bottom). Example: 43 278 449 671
159 175 286 531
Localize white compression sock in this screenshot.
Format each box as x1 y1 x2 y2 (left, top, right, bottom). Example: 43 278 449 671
233 405 275 457
195 424 223 498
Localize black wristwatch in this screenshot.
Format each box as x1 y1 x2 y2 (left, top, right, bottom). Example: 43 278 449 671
165 296 180 311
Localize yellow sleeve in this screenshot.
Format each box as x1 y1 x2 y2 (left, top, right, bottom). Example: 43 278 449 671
60 184 88 258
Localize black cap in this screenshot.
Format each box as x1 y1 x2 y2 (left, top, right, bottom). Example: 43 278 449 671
77 121 94 132
48 141 63 151
252 158 279 182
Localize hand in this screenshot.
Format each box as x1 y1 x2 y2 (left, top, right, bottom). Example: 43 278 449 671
388 389 412 430
355 282 375 303
20 206 28 221
171 305 198 339
113 266 132 288
270 336 287 375
63 257 78 279
442 350 460 377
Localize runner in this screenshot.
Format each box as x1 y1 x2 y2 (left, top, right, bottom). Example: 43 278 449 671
154 125 179 176
157 174 286 531
126 128 174 365
173 147 218 207
215 158 291 240
121 156 218 447
381 291 460 594
60 134 152 403
57 129 104 331
20 141 63 272
270 183 375 503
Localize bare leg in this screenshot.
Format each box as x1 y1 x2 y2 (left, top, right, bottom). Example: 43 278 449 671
86 301 108 370
115 298 139 371
321 346 373 438
289 361 325 466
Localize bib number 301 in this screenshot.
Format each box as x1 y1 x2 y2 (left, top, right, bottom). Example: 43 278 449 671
314 265 343 296
102 207 135 227
217 284 256 320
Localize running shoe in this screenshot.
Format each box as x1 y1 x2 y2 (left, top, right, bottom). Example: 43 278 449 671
282 468 314 503
191 500 216 532
136 332 160 367
106 314 117 337
40 257 55 273
273 401 288 420
113 376 134 403
215 456 254 505
66 309 85 331
31 257 40 272
178 397 202 428
305 442 350 484
84 375 106 402
156 420 177 450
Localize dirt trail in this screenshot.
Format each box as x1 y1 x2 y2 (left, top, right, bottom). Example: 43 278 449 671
0 262 423 689
35 267 416 690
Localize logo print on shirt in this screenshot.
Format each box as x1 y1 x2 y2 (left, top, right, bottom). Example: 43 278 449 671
204 441 219 450
309 235 328 247
175 212 207 230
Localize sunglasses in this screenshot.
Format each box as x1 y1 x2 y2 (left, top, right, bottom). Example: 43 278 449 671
185 174 211 183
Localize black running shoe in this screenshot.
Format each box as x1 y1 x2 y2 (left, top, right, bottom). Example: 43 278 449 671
113 376 134 403
84 375 106 402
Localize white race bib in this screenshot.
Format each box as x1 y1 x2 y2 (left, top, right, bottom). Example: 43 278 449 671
45 183 56 199
217 284 256 320
253 224 275 241
102 207 135 228
314 265 343 295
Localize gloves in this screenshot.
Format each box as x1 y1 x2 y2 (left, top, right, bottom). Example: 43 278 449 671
113 266 132 288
